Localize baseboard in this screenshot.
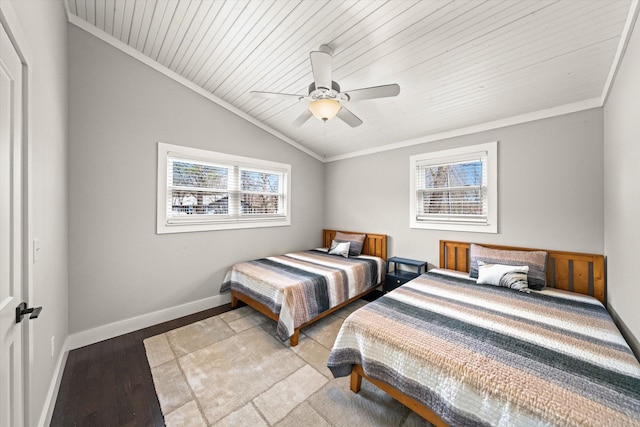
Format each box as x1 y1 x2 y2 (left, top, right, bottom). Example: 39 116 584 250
37 336 69 427
68 294 231 350
608 303 640 359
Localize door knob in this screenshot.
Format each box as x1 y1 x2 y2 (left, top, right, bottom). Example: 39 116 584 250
15 302 42 323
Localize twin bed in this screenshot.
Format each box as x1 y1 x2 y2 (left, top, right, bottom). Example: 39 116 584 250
220 229 386 346
221 232 640 426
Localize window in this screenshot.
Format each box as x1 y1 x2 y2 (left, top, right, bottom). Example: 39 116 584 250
410 141 497 233
157 143 291 234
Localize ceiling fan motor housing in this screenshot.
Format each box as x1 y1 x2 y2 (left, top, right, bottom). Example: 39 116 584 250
308 81 348 102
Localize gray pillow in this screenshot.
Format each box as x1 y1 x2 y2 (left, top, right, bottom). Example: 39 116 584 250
470 244 547 290
334 232 366 257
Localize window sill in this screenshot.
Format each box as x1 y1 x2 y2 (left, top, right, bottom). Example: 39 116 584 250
157 218 291 234
410 220 497 234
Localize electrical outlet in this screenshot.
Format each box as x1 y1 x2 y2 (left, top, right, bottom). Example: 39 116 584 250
33 239 40 263
51 336 55 358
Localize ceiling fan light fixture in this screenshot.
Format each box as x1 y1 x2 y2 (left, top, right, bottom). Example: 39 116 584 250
309 99 341 121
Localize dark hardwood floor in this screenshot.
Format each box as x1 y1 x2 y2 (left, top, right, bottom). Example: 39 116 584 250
50 304 233 427
50 291 383 426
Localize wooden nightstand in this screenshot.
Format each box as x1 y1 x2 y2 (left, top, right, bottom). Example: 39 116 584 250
384 257 428 292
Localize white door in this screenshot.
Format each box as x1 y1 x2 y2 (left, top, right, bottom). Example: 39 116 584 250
0 20 25 427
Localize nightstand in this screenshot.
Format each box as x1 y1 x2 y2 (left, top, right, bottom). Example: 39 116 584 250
384 257 428 292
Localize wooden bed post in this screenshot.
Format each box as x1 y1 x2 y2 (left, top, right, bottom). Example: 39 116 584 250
350 367 363 393
289 330 300 347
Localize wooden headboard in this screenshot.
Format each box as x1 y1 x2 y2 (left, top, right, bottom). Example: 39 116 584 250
323 229 387 261
439 240 606 304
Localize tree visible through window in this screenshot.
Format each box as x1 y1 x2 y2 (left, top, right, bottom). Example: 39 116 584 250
170 161 229 215
419 160 485 220
410 142 497 233
157 143 291 234
240 169 281 215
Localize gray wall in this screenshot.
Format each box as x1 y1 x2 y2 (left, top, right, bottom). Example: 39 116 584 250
604 17 640 347
67 25 324 334
5 0 69 424
325 108 604 267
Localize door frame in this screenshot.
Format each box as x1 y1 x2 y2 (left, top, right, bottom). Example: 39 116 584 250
0 2 33 425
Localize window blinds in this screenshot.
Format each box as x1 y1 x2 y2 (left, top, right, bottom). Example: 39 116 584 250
166 155 287 224
415 150 488 224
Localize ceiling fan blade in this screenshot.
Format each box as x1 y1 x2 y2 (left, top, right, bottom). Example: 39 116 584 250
336 106 363 127
250 91 304 100
343 83 400 101
310 49 332 90
292 110 313 127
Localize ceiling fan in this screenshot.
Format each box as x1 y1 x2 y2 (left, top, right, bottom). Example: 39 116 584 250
250 45 400 128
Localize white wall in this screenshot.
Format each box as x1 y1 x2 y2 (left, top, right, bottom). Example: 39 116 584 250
604 16 640 348
325 108 604 266
1 0 69 424
67 25 324 336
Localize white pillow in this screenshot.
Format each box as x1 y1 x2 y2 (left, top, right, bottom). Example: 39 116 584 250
328 240 350 258
477 261 529 291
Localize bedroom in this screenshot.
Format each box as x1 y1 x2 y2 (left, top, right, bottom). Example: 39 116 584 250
0 0 638 425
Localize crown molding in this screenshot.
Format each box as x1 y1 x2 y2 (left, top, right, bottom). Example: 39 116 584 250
67 9 616 165
324 98 602 162
601 0 639 105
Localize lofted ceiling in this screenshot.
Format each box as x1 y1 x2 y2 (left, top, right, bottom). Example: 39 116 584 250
65 0 636 161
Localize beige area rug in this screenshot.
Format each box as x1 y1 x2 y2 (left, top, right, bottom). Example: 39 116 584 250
144 300 433 427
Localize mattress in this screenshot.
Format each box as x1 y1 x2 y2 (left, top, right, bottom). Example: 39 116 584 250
328 269 640 426
221 249 383 341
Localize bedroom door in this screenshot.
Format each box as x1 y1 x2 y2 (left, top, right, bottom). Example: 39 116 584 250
0 19 25 427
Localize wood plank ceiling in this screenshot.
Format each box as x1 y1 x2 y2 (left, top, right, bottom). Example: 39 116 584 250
66 0 633 160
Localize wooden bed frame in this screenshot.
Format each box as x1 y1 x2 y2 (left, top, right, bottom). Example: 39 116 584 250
351 240 606 426
230 229 387 346
439 240 606 304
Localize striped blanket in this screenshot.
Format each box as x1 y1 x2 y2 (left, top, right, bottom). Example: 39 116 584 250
221 249 383 342
328 269 640 426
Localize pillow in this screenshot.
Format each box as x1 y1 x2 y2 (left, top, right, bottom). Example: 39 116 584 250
333 232 366 257
328 240 350 258
477 261 529 291
470 244 548 290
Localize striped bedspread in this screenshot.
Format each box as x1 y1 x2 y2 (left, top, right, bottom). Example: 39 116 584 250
328 269 640 426
221 249 383 342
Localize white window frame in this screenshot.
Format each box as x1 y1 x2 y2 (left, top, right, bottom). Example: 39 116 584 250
157 142 291 234
410 141 497 233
